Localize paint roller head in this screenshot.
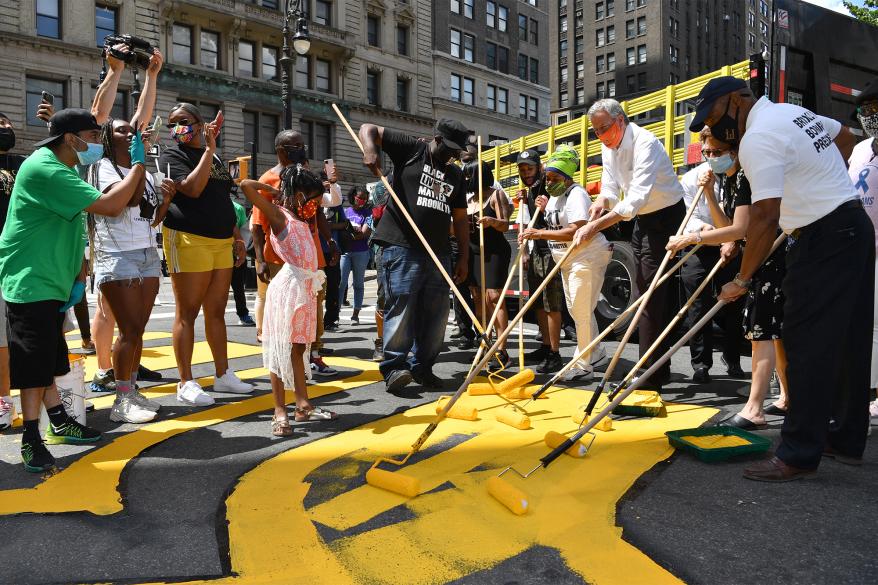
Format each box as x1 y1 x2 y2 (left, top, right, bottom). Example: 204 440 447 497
544 430 588 458
494 369 535 394
495 406 531 430
436 396 479 421
365 468 421 498
486 476 529 515
501 384 546 400
467 382 498 396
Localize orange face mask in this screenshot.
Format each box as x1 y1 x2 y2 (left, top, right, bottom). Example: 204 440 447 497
297 198 319 219
597 118 624 149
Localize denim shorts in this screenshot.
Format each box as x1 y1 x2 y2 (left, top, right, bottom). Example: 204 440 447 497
94 247 162 287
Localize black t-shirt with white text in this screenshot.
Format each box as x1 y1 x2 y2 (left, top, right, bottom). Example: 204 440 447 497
372 130 466 255
524 175 551 255
0 153 25 235
159 143 236 239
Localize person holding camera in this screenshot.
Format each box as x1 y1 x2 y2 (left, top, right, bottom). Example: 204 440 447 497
338 186 372 325
159 103 253 406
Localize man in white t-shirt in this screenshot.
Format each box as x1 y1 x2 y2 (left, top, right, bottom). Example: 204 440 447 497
691 76 872 481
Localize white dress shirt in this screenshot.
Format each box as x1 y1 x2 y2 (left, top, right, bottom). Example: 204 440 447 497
599 122 685 218
679 162 717 234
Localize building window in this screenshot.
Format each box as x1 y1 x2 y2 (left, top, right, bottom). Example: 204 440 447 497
463 77 474 105
559 38 567 53
451 74 461 102
597 82 605 99
561 17 568 33
637 71 646 90
200 30 220 69
608 79 616 97
314 0 332 26
487 84 496 110
626 19 635 38
627 47 635 65
367 71 380 105
397 25 408 55
529 57 538 83
36 0 60 39
518 14 527 41
315 58 331 92
530 18 538 44
95 4 116 47
295 55 310 88
607 52 615 71
397 77 409 112
607 25 615 43
498 46 508 73
760 0 768 17
463 33 474 62
638 44 646 63
451 0 459 13
27 77 64 126
576 87 584 104
637 16 646 35
498 5 508 31
301 120 332 161
669 45 678 64
596 2 604 19
748 32 756 49
172 24 194 64
607 0 615 16
627 74 636 93
518 53 528 80
637 0 646 6
486 1 495 27
243 110 257 151
626 0 634 9
575 35 583 54
560 67 568 83
239 41 254 77
463 0 474 18
596 55 605 73
748 11 755 27
450 29 461 58
487 42 497 69
560 91 568 107
576 61 584 79
497 87 508 114
367 15 380 47
519 94 528 118
260 113 279 153
529 96 537 121
595 29 604 47
262 45 278 81
760 21 768 36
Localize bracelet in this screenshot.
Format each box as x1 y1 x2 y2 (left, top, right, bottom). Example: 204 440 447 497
732 273 751 288
694 232 703 244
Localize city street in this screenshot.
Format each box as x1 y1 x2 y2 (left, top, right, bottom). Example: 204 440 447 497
0 273 874 585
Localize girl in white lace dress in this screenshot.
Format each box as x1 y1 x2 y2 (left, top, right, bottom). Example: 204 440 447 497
240 166 337 436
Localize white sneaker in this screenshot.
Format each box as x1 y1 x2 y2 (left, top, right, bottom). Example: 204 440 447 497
0 397 15 431
131 389 160 412
212 370 254 394
870 398 878 423
177 380 215 406
110 394 157 424
562 367 594 383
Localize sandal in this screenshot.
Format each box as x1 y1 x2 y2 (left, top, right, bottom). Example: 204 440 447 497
295 406 338 422
271 415 293 436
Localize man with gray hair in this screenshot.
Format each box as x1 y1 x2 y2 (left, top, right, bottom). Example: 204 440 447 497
573 98 685 389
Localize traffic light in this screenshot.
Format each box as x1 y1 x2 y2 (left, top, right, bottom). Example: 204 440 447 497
749 52 767 98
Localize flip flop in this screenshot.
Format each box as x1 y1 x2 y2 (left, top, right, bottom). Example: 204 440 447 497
764 404 787 416
295 406 338 422
723 413 766 430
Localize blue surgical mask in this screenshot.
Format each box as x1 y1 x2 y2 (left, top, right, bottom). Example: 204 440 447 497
73 135 104 166
707 152 735 175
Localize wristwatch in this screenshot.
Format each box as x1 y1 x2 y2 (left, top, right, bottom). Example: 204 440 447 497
732 273 751 288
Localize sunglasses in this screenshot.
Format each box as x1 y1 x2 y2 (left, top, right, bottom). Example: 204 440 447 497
165 119 197 128
701 148 729 157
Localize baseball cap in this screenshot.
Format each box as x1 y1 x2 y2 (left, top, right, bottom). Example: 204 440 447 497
856 77 878 107
33 108 101 147
516 148 542 166
434 118 471 151
688 76 748 132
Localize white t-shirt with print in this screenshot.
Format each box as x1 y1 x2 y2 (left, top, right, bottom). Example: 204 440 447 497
848 138 878 250
739 97 858 231
543 184 609 264
95 158 159 252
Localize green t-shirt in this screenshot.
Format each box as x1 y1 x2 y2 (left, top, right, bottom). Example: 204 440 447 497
0 148 101 303
232 200 247 229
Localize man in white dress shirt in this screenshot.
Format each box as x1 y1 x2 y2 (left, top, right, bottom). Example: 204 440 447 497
691 76 870 481
574 99 685 389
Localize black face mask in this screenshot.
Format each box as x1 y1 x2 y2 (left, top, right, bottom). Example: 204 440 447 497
0 128 15 152
710 98 740 146
284 144 308 165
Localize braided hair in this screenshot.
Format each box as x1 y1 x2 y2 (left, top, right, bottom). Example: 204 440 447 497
277 164 324 210
99 118 126 180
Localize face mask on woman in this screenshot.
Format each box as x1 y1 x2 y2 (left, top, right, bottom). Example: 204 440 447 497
72 135 104 166
171 123 195 145
297 196 319 220
707 152 736 174
546 180 568 198
858 112 878 140
0 127 15 151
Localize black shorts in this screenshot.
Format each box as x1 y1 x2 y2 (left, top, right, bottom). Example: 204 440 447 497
6 299 70 389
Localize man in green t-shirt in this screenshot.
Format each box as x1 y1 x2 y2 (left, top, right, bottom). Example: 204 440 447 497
230 199 254 326
0 108 148 472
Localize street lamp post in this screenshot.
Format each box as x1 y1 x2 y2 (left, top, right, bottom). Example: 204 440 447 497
280 0 312 130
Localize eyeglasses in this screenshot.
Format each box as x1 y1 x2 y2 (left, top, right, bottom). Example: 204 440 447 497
858 102 878 117
593 121 616 136
701 148 728 158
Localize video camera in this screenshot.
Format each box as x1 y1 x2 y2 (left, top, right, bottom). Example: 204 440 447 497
104 34 154 69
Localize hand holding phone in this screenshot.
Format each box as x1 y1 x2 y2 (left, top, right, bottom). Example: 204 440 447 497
324 158 336 183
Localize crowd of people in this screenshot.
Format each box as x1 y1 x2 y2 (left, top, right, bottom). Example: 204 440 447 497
0 43 874 481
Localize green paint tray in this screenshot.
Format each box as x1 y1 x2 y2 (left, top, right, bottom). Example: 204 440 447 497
665 426 771 462
611 390 665 417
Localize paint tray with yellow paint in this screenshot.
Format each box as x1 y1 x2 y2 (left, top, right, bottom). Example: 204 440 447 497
611 390 666 417
666 426 771 462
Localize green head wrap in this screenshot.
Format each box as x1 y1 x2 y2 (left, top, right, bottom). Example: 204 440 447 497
545 145 579 180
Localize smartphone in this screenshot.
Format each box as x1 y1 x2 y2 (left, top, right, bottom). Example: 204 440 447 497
149 115 162 134
324 158 335 177
40 91 54 105
214 110 224 131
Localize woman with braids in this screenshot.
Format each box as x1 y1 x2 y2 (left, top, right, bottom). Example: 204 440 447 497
240 166 338 436
159 102 254 406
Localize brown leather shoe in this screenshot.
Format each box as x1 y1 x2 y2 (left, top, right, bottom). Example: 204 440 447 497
743 456 817 482
822 445 863 466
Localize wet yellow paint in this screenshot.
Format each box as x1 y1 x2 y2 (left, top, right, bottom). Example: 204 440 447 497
680 435 751 448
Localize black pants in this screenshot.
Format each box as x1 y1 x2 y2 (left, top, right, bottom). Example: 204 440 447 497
680 245 720 369
714 254 745 368
73 295 91 340
231 264 249 318
777 203 874 468
631 199 685 381
451 238 476 340
324 262 341 327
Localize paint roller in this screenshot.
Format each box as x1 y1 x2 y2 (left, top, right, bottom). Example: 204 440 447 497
435 396 478 421
486 234 787 513
486 476 528 515
496 406 531 430
331 103 507 372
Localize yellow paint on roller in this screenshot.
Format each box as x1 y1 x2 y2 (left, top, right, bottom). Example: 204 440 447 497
493 369 535 394
365 467 421 497
436 396 478 421
501 384 547 400
621 390 663 407
486 476 528 515
544 430 588 458
572 406 588 425
595 417 614 432
680 434 750 448
467 382 498 396
495 407 531 430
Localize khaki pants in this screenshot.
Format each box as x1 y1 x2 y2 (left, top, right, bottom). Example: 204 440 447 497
255 262 283 334
560 249 612 370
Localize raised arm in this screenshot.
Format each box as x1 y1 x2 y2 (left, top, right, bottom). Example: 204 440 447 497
87 133 147 216
175 124 218 198
240 179 286 235
130 49 164 131
359 123 385 176
91 46 128 125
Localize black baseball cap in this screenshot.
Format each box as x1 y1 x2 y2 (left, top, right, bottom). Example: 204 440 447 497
689 76 748 132
434 118 471 151
33 108 102 147
515 148 541 166
856 77 878 108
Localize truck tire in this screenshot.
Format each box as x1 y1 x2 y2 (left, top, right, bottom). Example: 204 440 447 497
595 241 637 338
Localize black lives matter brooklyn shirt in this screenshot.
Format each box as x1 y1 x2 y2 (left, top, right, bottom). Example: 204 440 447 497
372 130 466 255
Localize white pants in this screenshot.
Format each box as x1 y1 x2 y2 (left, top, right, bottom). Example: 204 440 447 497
871 257 878 388
560 249 612 370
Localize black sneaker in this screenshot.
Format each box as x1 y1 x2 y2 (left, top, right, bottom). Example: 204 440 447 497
21 438 55 473
526 344 550 364
90 369 116 393
457 336 476 350
562 326 577 342
385 369 413 393
318 347 335 356
412 370 444 389
693 367 711 384
137 364 163 382
537 351 564 374
534 331 543 342
45 417 102 445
